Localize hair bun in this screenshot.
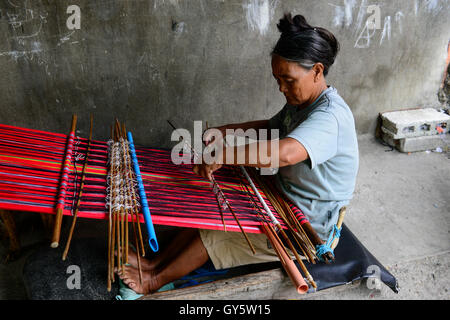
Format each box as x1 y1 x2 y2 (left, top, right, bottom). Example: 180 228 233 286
272 12 340 77
315 27 340 58
277 13 314 34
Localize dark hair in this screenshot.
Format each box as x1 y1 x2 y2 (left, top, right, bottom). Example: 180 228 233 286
271 13 340 76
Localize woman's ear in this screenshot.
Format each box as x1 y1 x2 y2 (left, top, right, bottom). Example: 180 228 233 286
312 63 324 82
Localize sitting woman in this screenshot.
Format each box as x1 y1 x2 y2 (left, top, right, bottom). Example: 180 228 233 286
117 13 359 294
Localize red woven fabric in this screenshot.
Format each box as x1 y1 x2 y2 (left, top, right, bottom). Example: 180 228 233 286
0 124 309 233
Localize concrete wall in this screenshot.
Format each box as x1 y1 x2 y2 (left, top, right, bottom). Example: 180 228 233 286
0 0 449 146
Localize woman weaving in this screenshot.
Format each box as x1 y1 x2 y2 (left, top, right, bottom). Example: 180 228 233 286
116 13 359 294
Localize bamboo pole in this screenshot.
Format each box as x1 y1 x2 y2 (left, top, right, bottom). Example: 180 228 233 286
120 123 144 283
255 178 315 263
331 206 346 250
62 114 94 260
51 114 77 248
212 175 256 254
107 125 115 291
250 170 316 253
262 218 309 294
214 191 227 232
238 165 318 290
169 119 256 254
206 122 227 232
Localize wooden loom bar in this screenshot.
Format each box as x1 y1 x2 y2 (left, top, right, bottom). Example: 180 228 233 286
212 175 256 254
121 123 145 257
238 165 316 292
170 119 256 254
62 114 94 260
246 179 310 293
119 123 143 283
107 126 114 291
251 171 316 263
263 220 309 294
248 169 318 288
331 206 346 250
51 114 77 248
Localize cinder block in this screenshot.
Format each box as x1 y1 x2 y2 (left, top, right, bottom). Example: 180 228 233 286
381 131 449 153
380 108 450 139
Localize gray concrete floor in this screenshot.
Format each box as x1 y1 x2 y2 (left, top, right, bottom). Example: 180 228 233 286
0 133 449 299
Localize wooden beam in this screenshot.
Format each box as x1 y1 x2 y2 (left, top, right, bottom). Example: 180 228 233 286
40 213 55 240
0 209 21 261
141 268 295 300
140 266 363 300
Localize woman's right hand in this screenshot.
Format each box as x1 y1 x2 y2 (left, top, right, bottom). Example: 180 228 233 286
192 162 223 181
203 125 227 146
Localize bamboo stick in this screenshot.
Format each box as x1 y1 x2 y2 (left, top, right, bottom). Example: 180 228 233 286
121 123 144 256
120 122 143 283
250 170 316 252
331 206 346 250
237 165 317 290
256 181 314 263
251 170 325 266
212 175 256 254
205 122 227 232
214 191 227 232
115 121 127 270
110 207 116 283
235 166 309 290
121 124 146 257
107 125 115 291
51 114 77 248
169 119 256 254
263 220 309 294
62 114 94 260
112 121 122 274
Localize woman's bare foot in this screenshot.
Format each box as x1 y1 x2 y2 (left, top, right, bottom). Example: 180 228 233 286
115 265 162 294
115 247 158 271
115 229 209 295
126 248 158 270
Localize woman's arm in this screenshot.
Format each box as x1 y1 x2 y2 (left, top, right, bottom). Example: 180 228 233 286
203 120 270 145
193 137 309 180
221 120 270 131
224 137 308 168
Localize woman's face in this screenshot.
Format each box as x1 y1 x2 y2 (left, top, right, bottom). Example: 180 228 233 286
271 54 317 107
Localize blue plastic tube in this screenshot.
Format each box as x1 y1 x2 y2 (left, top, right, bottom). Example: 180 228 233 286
126 131 159 252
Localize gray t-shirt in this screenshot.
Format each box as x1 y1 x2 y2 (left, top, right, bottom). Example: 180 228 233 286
268 86 359 240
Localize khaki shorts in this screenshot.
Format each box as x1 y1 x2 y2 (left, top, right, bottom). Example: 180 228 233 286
199 229 302 270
